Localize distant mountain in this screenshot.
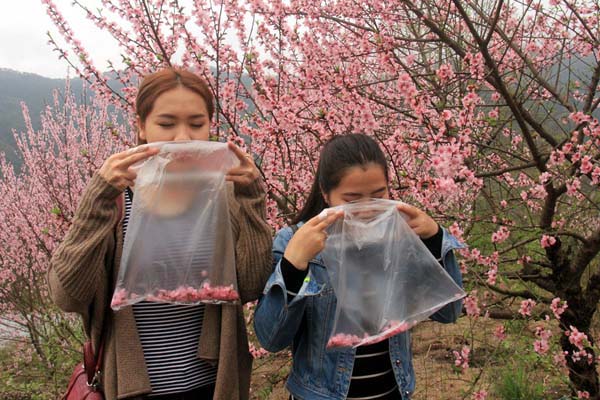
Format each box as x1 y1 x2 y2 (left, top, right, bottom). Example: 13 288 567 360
0 68 252 168
0 68 89 166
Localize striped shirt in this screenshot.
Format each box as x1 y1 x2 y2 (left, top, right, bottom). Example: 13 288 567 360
123 188 217 396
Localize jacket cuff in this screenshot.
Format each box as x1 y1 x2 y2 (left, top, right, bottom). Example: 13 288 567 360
281 257 309 295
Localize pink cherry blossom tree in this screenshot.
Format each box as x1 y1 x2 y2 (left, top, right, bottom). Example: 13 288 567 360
13 0 598 396
0 85 128 393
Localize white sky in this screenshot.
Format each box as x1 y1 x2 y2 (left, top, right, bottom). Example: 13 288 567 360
0 0 122 78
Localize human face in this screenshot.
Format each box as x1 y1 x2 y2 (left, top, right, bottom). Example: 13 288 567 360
323 163 389 207
138 86 210 143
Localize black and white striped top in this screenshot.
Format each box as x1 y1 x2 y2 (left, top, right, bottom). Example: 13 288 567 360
123 188 217 396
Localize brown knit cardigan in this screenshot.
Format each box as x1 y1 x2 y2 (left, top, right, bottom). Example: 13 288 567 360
48 173 272 400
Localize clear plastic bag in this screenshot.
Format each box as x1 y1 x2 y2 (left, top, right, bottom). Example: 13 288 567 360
320 199 465 348
111 141 240 310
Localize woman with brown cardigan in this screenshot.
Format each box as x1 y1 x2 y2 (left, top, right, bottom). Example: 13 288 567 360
48 68 272 400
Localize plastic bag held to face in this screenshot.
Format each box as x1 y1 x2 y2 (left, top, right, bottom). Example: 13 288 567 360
320 199 466 348
110 141 240 310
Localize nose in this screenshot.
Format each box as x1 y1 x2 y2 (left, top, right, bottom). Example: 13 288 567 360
173 125 192 141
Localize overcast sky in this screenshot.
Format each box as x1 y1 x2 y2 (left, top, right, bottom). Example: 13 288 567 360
0 0 122 79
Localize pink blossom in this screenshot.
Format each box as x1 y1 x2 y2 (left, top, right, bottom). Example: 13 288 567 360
566 325 588 350
518 299 536 317
486 265 498 285
327 320 416 349
110 288 130 309
577 391 590 399
493 325 506 341
580 156 593 174
540 235 557 248
491 226 510 244
570 112 591 124
551 297 568 320
249 343 269 358
453 345 470 371
436 64 455 83
464 292 481 317
144 283 239 305
553 351 568 368
567 178 581 196
327 333 364 348
533 326 552 355
472 390 488 400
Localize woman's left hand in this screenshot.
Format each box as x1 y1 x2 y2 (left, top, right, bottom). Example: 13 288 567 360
226 142 260 186
396 203 439 239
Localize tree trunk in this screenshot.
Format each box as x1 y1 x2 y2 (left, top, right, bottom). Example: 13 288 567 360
559 305 599 399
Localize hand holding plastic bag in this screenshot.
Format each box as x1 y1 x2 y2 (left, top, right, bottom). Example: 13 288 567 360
111 141 240 310
320 199 465 348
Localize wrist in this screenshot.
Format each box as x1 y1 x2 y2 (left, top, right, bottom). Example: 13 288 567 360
421 223 441 239
283 249 309 271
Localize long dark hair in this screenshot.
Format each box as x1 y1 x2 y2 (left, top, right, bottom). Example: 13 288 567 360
293 134 389 224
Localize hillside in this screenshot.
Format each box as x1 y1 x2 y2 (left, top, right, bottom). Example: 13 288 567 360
0 69 89 165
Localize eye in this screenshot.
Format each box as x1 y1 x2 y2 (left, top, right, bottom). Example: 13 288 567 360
158 123 174 128
190 124 205 128
343 195 361 202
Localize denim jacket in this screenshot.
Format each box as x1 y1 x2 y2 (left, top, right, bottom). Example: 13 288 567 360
254 224 465 400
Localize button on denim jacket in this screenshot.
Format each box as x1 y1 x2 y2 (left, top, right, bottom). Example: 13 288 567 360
254 223 465 400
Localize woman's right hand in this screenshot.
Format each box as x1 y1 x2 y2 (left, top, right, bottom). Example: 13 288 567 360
283 211 343 271
98 146 159 191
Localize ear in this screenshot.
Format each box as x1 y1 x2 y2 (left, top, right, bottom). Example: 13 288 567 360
137 115 146 142
321 187 330 206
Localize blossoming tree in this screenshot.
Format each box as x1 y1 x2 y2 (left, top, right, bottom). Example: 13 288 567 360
0 86 127 395
2 0 597 397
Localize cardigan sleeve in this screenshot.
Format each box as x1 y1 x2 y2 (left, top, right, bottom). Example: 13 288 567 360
228 179 273 304
48 173 121 315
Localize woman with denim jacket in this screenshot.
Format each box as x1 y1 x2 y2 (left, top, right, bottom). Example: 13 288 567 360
254 134 464 400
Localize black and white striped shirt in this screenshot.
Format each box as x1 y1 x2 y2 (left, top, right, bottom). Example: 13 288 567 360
123 188 217 396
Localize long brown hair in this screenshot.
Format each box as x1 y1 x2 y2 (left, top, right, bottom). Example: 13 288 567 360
135 68 214 144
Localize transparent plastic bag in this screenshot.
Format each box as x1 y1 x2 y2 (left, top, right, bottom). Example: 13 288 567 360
320 199 465 348
111 141 240 310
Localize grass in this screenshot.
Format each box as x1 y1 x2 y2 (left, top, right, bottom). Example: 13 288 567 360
493 363 546 400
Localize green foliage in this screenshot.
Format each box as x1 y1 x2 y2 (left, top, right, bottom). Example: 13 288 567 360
0 317 83 400
493 363 546 400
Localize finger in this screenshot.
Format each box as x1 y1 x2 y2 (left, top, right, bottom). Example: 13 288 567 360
315 210 343 230
306 213 326 226
123 169 137 181
226 166 247 176
227 141 251 164
225 175 251 186
119 147 159 167
114 178 134 191
121 179 135 188
396 203 420 219
113 145 151 159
